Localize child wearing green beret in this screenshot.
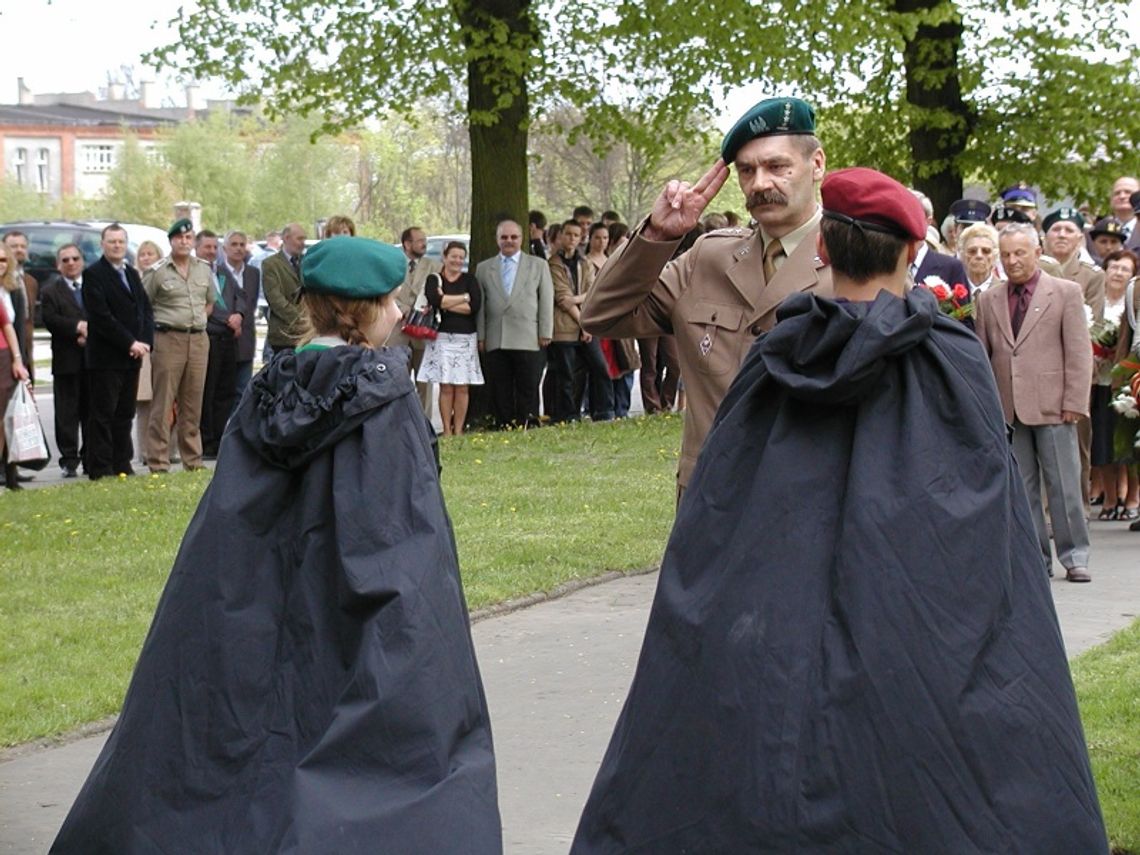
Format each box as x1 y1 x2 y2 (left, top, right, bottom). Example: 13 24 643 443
53 237 502 853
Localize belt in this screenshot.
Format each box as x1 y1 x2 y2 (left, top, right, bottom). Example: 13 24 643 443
155 324 205 333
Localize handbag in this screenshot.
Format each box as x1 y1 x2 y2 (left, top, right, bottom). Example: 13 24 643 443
4 381 51 470
401 274 441 341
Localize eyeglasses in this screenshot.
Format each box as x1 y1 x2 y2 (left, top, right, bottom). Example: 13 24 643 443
60 256 82 262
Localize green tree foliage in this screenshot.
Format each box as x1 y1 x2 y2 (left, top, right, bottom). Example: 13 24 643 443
102 133 177 226
161 111 257 228
598 0 1140 215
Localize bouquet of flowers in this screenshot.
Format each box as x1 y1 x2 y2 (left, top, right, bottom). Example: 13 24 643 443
1110 358 1140 458
1090 317 1120 361
918 275 973 321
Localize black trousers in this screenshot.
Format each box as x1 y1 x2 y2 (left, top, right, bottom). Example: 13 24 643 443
201 332 237 455
483 348 546 428
547 341 615 422
53 370 88 470
637 336 680 413
86 367 140 478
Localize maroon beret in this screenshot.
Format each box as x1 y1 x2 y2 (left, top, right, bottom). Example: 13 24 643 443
821 167 927 241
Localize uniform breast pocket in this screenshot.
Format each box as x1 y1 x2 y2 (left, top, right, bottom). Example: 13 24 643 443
685 301 744 376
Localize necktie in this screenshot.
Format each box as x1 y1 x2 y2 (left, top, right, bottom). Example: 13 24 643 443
1011 284 1032 338
408 259 417 279
72 280 84 310
763 238 785 282
117 267 131 292
502 256 516 297
290 254 300 276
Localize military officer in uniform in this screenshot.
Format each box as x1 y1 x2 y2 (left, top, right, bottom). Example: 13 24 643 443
1040 207 1106 511
143 218 215 473
581 96 833 496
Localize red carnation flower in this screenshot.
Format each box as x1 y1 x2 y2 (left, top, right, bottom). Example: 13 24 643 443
932 284 950 301
952 283 968 301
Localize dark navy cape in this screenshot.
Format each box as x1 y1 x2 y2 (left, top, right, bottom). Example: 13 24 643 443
53 346 502 854
572 289 1106 854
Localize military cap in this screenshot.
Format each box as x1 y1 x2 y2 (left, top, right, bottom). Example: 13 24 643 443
721 97 816 164
300 237 405 299
1041 207 1085 232
168 218 194 238
1089 217 1127 241
990 205 1032 225
1131 190 1140 215
949 198 991 224
999 183 1036 208
820 167 927 241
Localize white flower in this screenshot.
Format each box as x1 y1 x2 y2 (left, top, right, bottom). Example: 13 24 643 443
1085 304 1095 328
922 275 948 289
1111 391 1140 418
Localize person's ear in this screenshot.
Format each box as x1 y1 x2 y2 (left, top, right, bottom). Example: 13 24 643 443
906 240 921 264
815 232 830 265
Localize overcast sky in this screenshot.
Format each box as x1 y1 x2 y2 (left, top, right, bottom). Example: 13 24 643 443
2 0 1138 133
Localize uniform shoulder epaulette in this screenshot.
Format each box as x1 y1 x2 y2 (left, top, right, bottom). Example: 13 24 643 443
1079 258 1100 271
1040 254 1059 265
191 256 212 266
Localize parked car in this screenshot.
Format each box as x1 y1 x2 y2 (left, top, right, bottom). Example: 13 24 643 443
0 220 170 325
425 234 470 271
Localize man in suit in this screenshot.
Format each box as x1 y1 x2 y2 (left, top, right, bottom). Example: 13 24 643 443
197 230 249 458
475 218 554 428
82 224 153 480
910 227 969 290
221 230 261 408
262 222 306 358
975 223 1093 582
1108 176 1138 246
39 244 89 477
581 96 833 493
390 226 442 416
547 220 613 422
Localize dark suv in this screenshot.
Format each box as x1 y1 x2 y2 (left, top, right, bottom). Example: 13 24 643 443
0 220 170 324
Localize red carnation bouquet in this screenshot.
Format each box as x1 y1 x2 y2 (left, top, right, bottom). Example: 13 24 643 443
918 275 974 321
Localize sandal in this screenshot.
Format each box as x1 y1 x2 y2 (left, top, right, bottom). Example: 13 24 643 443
1121 507 1140 522
1097 506 1117 521
1090 492 1106 506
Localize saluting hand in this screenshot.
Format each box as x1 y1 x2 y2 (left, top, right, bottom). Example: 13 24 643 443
642 160 730 242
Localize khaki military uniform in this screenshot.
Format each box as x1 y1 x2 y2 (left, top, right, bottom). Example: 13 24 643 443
582 215 833 488
142 255 214 471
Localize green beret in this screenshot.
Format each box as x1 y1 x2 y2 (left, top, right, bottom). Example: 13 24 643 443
721 97 816 163
1042 207 1085 232
301 237 406 299
168 218 194 238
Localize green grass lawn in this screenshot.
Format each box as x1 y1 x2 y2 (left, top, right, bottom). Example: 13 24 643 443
1071 617 1140 855
0 414 681 747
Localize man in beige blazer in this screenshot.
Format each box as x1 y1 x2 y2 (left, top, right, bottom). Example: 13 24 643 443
975 223 1093 582
581 96 832 493
475 219 554 427
390 226 442 417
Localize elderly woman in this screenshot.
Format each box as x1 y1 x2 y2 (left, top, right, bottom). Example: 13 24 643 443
53 238 501 853
957 222 1002 296
1093 248 1140 520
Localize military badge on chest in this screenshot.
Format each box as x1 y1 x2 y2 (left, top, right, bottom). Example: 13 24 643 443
699 331 713 357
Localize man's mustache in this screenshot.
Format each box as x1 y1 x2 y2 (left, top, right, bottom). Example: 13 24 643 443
747 190 788 208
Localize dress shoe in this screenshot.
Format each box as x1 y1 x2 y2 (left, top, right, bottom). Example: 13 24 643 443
1130 518 1140 532
62 466 78 478
1065 567 1091 583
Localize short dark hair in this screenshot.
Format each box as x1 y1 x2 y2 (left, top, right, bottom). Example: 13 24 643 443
607 222 629 246
572 205 594 220
101 223 126 240
443 241 467 258
2 230 27 243
562 219 582 231
589 222 609 239
1102 248 1139 274
400 227 423 245
529 210 547 229
820 216 909 282
196 229 217 243
601 210 620 222
56 243 82 260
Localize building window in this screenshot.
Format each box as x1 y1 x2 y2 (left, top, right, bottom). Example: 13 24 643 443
82 144 116 173
36 148 50 193
14 148 27 185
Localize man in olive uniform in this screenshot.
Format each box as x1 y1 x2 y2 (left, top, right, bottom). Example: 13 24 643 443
1041 207 1106 511
143 218 214 472
581 96 833 494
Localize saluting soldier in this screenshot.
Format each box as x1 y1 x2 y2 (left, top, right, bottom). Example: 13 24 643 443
581 96 833 496
143 218 215 473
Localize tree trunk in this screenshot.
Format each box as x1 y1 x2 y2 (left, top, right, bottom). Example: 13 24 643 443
456 0 533 265
892 0 974 221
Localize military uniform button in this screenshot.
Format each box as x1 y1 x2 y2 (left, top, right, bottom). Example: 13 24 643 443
750 323 763 336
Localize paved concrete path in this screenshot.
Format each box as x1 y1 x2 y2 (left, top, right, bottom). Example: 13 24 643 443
2 521 1136 854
